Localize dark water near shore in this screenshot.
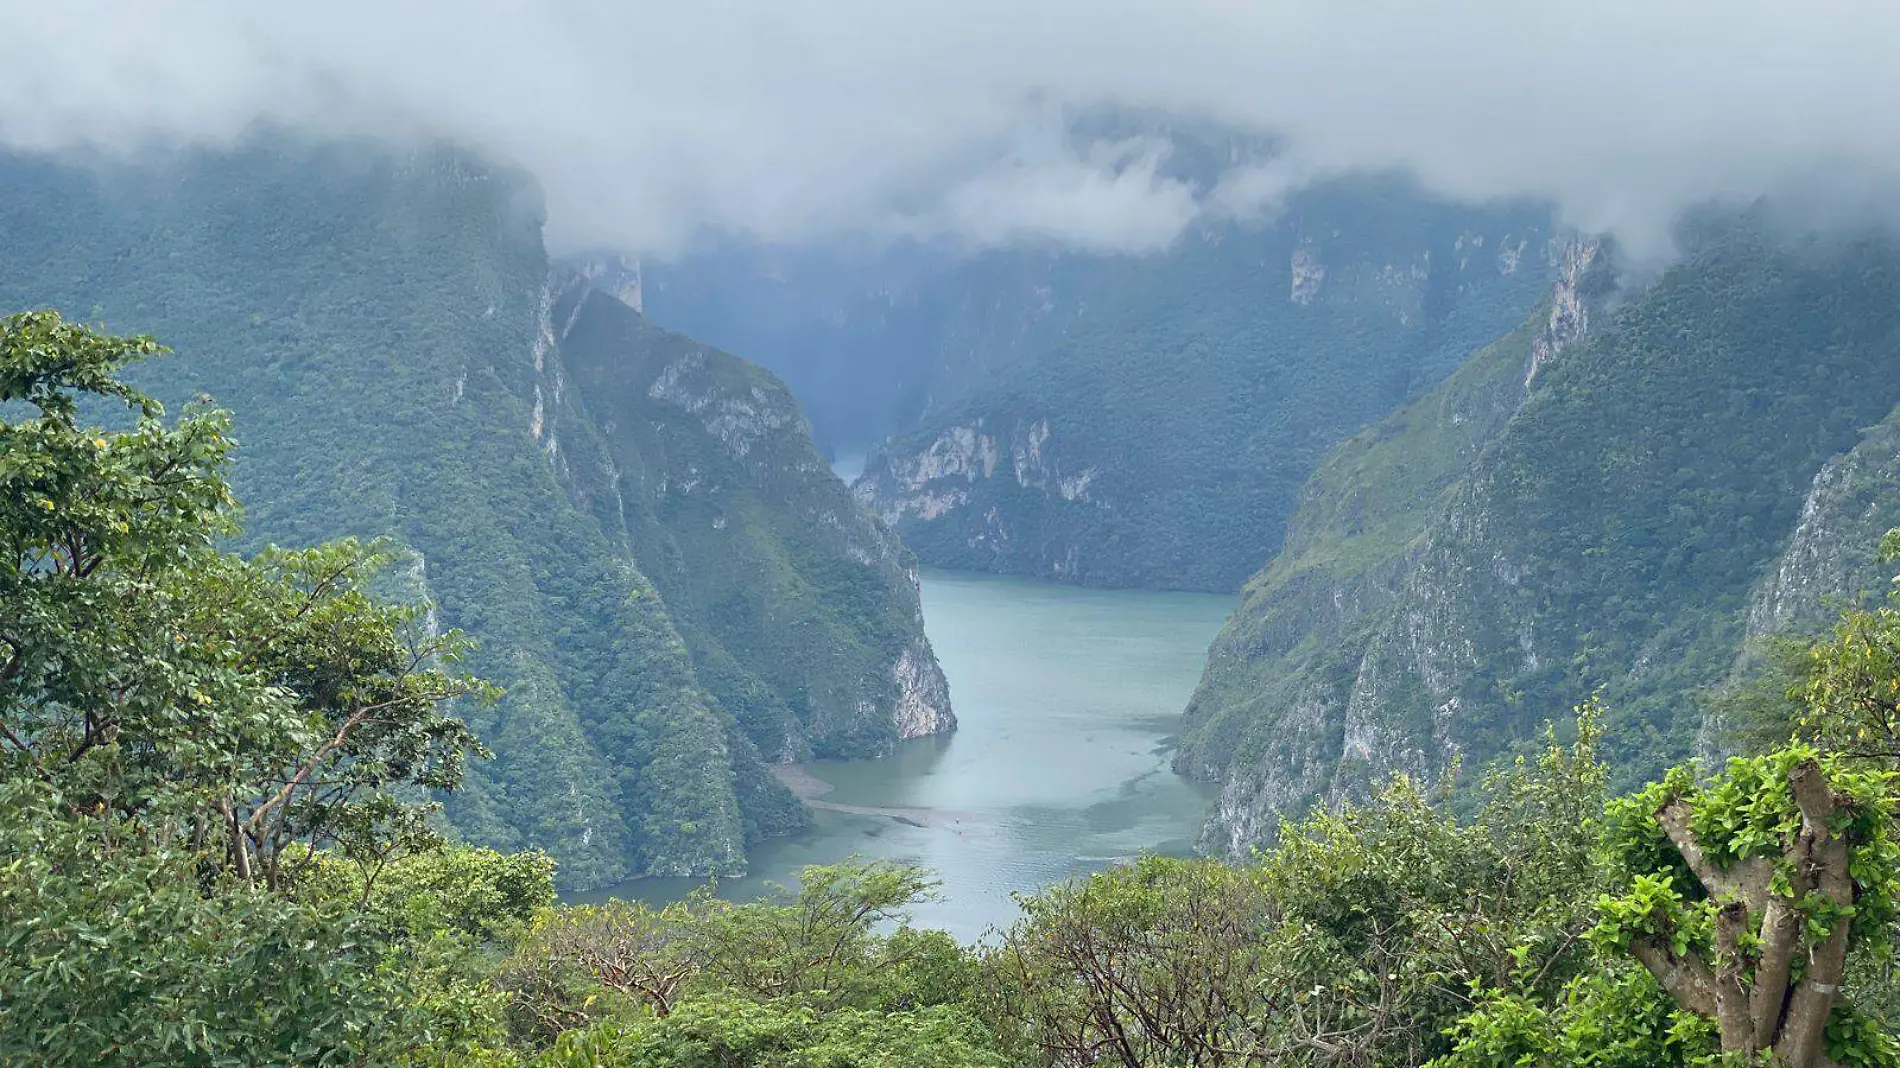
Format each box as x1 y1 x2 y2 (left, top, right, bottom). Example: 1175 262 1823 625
599 567 1232 941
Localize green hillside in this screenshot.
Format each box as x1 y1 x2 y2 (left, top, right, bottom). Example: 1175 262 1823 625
853 175 1557 591
550 281 951 764
1181 219 1900 853
0 141 948 888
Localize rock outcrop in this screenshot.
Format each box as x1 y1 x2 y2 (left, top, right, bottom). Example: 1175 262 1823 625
848 176 1559 591
1525 237 1612 384
1181 223 1900 854
553 277 954 764
0 142 953 889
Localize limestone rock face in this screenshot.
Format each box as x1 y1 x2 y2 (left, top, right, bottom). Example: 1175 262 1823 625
0 142 953 890
1180 224 1900 857
1695 404 1900 760
553 278 955 767
574 252 644 313
892 636 955 740
845 177 1559 592
1525 237 1613 384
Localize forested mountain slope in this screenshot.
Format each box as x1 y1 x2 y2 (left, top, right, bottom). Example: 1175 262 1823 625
12 302 1898 1068
549 281 951 763
833 175 1557 590
0 141 949 888
641 117 1296 457
1181 217 1900 855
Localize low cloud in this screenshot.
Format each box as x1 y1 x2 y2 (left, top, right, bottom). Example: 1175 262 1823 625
923 137 1200 254
5 1 1900 259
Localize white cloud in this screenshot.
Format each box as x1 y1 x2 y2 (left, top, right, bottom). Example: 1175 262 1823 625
4 1 1900 258
922 137 1200 253
1204 160 1318 225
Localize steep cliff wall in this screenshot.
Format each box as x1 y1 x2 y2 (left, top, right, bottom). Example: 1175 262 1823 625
851 176 1559 591
551 279 953 762
0 141 952 888
1692 401 1900 757
1738 405 1900 642
1183 224 1900 854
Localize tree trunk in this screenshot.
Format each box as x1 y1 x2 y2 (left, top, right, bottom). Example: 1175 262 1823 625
1633 760 1858 1068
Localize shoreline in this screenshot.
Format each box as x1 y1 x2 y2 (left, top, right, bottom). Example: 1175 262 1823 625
771 764 978 830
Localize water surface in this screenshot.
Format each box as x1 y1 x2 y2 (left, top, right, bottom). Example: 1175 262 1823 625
613 568 1232 940
829 450 868 484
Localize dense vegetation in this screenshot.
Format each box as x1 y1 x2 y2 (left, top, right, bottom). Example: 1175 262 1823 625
1183 218 1900 857
656 165 1556 591
834 174 1556 591
0 142 947 888
8 312 1897 1065
552 283 948 763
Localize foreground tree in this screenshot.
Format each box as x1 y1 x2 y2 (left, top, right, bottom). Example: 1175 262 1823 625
1441 745 1900 1068
0 310 497 1064
1597 747 1898 1066
534 993 1003 1068
984 715 1608 1067
0 782 412 1065
497 859 996 1067
1796 529 1900 767
0 309 488 885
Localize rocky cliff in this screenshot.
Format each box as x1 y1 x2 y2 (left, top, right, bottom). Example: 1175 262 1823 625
550 277 953 762
1692 400 1900 758
0 140 951 888
1737 404 1900 643
846 174 1560 591
1181 220 1900 855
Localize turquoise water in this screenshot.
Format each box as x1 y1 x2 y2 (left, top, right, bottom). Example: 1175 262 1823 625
605 568 1233 941
829 451 868 484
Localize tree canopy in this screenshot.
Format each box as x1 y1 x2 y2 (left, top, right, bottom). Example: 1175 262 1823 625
3 310 1896 1067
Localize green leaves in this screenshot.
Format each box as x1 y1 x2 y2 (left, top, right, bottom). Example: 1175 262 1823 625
534 994 1004 1068
1459 731 1900 1068
0 308 163 419
1 314 510 1061
0 783 404 1067
1796 536 1900 765
1435 967 1710 1068
1590 874 1709 960
983 711 1611 1068
490 860 994 1066
1 312 492 888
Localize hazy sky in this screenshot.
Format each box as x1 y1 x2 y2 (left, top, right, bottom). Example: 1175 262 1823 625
4 1 1898 259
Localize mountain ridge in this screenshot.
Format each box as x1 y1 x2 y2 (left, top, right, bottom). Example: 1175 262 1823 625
0 139 950 888
835 175 1560 591
1180 218 1900 854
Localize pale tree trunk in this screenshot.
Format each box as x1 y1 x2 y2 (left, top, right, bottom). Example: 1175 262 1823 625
1627 759 1857 1068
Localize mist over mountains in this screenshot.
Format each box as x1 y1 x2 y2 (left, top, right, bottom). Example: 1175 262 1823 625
15 7 1900 1065
8 2 1900 261
10 1 1900 863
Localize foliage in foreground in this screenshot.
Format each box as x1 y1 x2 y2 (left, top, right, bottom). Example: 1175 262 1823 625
4 312 1898 1066
982 714 1605 1067
497 703 1899 1068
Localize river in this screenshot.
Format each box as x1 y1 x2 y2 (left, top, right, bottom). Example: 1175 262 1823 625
612 567 1233 941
